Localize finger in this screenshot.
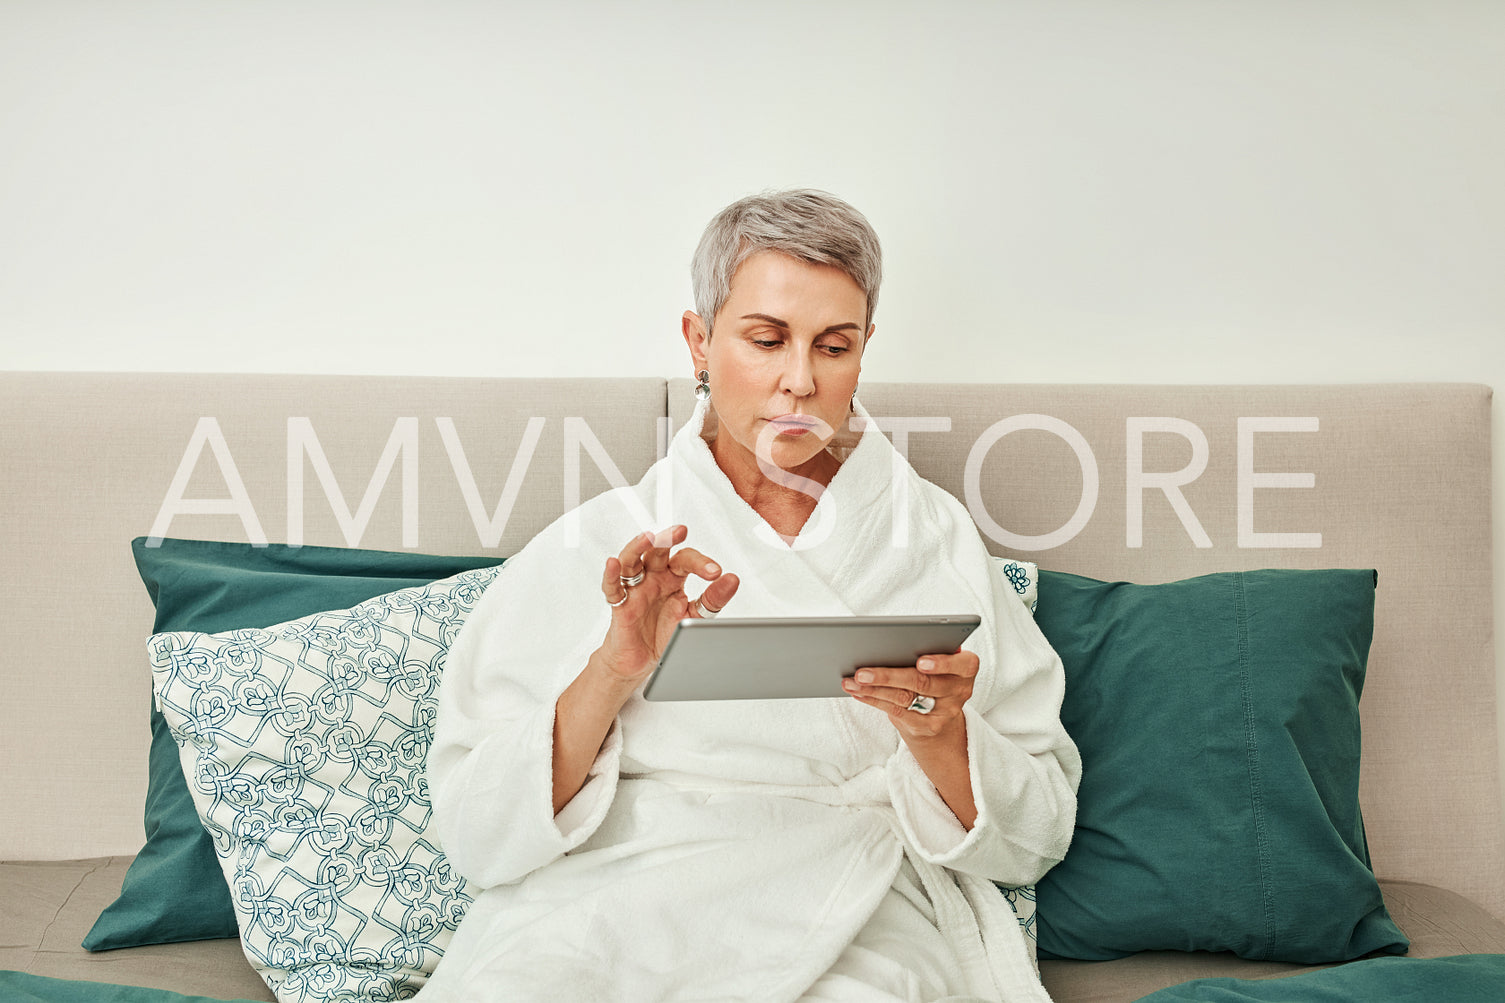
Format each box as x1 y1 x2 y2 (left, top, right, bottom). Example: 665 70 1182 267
642 524 688 574
667 546 720 581
844 679 924 710
843 686 933 723
617 531 655 577
691 574 739 617
650 524 688 550
601 556 629 606
851 666 925 693
916 650 980 679
850 667 967 700
697 572 739 614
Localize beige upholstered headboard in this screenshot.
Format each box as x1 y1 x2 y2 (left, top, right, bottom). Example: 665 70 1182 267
2 373 1499 919
0 373 665 858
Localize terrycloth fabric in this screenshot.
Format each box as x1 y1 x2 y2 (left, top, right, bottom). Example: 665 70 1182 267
422 398 1081 1002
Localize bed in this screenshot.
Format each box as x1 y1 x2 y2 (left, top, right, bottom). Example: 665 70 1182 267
2 372 1502 1001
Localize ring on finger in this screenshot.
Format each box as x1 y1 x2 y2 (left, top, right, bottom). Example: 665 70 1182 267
691 597 722 620
906 694 936 715
607 591 629 608
619 570 645 588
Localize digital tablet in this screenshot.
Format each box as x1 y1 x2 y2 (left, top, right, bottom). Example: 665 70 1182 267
642 614 981 701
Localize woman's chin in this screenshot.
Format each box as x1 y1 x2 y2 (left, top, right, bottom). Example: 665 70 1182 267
720 423 837 482
766 440 836 478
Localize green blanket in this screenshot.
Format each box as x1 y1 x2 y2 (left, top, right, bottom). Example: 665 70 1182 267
0 971 260 1003
7 954 1505 1001
1132 953 1505 1002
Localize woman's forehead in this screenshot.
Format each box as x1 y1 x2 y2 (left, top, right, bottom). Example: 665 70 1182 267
722 250 866 325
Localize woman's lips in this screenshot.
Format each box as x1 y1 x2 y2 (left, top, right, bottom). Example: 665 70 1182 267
768 414 817 435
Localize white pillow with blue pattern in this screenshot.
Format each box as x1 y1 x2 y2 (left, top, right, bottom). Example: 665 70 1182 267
149 566 502 1002
995 556 1039 614
989 558 1041 949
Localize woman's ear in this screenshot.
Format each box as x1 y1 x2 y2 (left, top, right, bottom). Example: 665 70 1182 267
682 310 710 369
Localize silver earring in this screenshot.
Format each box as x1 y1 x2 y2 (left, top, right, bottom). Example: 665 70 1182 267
695 369 711 401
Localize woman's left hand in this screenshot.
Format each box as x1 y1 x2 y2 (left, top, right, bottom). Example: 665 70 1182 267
843 649 981 827
840 649 978 742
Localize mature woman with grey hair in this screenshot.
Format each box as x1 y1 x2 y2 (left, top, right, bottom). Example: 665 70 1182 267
423 190 1080 1002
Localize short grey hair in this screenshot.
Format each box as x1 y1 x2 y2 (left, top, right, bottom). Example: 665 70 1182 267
691 189 882 336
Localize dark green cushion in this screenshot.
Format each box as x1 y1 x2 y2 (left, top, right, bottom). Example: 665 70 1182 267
1033 568 1408 964
1131 954 1505 1002
82 538 501 951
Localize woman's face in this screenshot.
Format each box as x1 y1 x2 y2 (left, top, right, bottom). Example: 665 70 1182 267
682 250 872 484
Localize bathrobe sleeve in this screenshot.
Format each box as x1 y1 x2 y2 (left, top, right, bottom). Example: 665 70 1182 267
884 495 1082 888
427 528 625 890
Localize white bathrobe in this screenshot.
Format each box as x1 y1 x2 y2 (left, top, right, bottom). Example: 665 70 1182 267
421 399 1080 1002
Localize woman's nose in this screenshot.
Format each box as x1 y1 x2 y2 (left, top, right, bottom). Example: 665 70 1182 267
780 352 815 396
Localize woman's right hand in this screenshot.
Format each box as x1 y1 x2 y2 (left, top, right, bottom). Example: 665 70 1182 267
553 526 737 814
595 524 739 684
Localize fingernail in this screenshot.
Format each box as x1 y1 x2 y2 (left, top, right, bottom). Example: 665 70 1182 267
918 658 935 672
705 562 719 575
841 678 856 692
856 670 873 683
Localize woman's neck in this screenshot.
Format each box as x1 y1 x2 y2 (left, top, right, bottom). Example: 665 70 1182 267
709 434 840 541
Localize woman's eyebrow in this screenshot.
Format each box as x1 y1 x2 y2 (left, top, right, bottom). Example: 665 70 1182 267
740 312 861 334
741 312 791 328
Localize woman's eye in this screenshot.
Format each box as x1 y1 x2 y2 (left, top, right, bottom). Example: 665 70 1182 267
752 339 781 348
821 345 849 356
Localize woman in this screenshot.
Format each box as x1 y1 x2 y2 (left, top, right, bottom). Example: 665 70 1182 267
422 190 1080 1002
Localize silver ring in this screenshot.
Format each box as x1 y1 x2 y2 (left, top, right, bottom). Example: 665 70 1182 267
619 570 645 588
691 597 721 620
607 592 628 608
906 694 935 715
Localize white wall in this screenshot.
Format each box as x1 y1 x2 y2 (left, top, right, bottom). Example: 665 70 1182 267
3 1 1502 766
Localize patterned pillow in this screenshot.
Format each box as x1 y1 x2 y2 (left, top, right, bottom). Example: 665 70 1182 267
87 537 503 953
149 566 503 1001
993 557 1039 614
988 558 1041 952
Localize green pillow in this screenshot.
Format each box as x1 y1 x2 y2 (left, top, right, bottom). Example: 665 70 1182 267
1032 568 1408 964
83 538 501 952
